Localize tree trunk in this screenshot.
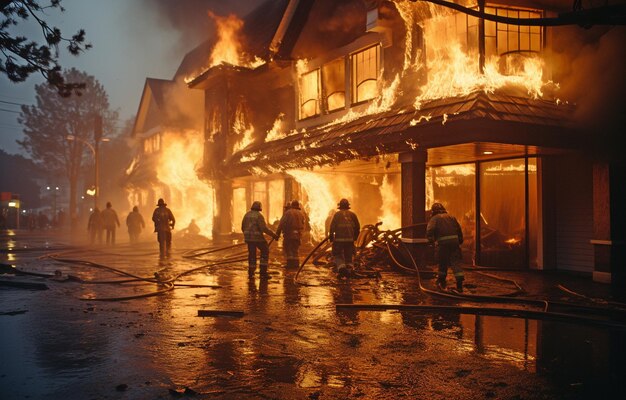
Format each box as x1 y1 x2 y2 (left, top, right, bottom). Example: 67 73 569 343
69 175 78 231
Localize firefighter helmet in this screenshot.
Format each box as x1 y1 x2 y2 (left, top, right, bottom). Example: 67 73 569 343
290 200 301 210
337 198 350 209
157 198 166 207
251 201 262 211
431 202 446 215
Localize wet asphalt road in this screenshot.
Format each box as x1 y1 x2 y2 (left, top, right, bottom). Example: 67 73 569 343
1 229 625 399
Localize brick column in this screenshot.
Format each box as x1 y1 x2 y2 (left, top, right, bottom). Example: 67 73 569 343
213 179 233 243
593 161 626 300
399 150 429 265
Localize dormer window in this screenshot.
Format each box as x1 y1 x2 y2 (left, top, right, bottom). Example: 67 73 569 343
351 44 381 104
322 58 346 112
299 69 320 119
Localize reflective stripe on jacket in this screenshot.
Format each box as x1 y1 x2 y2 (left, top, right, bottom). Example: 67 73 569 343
426 212 463 244
276 208 306 240
329 210 360 242
152 206 175 232
242 210 275 242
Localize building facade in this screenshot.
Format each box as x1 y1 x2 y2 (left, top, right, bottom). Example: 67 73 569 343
134 0 625 296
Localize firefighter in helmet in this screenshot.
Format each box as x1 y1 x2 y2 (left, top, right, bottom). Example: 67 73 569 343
242 201 279 278
426 202 465 292
328 198 360 278
276 199 307 268
152 198 175 259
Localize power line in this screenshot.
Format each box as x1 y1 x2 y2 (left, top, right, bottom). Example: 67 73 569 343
0 123 23 129
0 108 20 114
0 99 27 107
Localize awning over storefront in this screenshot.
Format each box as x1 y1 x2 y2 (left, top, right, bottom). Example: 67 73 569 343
226 90 579 177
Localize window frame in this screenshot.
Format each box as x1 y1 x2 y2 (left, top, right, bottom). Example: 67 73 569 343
350 44 381 106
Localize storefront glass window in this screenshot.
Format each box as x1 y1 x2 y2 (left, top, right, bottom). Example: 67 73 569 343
426 164 476 264
479 159 525 268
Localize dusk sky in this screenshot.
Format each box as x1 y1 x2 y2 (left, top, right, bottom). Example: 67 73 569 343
0 0 262 155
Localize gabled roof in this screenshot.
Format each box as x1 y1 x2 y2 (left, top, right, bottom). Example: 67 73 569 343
224 89 579 176
132 78 174 137
132 78 202 137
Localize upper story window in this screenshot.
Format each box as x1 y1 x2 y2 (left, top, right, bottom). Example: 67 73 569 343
322 58 346 112
484 7 542 57
351 45 381 104
143 133 160 154
296 44 382 121
299 69 320 119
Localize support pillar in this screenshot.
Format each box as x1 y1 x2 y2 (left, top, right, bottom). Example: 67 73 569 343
399 150 430 265
592 161 626 300
213 179 233 243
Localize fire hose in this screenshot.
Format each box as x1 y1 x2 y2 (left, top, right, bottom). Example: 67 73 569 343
36 236 278 301
295 224 626 324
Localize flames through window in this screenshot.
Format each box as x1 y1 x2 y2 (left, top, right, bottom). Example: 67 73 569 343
351 44 381 104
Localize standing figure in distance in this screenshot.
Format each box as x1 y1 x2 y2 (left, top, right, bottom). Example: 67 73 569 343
101 202 120 245
426 202 464 292
87 207 103 245
241 201 278 278
276 200 306 268
328 198 360 278
126 206 145 244
152 198 175 259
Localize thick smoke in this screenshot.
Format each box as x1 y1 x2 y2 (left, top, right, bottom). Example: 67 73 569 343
550 25 626 156
141 0 266 47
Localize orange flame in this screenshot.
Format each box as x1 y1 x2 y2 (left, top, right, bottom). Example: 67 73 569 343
154 131 215 237
266 113 286 142
287 169 354 240
232 102 255 153
184 12 265 83
379 175 401 230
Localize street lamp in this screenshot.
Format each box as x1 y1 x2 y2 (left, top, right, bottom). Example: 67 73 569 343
46 186 59 222
67 133 109 209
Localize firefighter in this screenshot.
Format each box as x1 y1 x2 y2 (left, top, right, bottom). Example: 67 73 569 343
101 202 120 245
241 201 278 278
126 206 145 244
328 198 360 278
426 202 465 292
152 198 175 259
276 199 307 268
87 207 103 245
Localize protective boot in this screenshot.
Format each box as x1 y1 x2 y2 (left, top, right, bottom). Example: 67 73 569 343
248 265 256 278
436 277 447 291
337 266 350 279
259 264 270 279
455 278 464 293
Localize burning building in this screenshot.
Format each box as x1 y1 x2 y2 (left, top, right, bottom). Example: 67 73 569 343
128 0 625 295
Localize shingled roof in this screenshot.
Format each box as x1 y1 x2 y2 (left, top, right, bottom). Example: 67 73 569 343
225 89 579 177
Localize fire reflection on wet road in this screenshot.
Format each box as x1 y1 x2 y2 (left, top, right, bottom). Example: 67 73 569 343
0 234 624 399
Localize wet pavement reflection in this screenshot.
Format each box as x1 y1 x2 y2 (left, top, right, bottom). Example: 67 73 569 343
1 231 624 399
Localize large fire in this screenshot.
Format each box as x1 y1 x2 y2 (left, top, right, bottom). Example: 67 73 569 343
287 169 354 240
155 131 215 237
286 168 402 240
232 102 255 153
185 12 265 83
399 0 550 109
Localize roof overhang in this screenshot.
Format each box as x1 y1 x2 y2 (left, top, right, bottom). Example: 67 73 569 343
223 90 581 177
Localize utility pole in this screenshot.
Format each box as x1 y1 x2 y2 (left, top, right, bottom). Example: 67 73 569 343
66 115 107 211
94 115 102 209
